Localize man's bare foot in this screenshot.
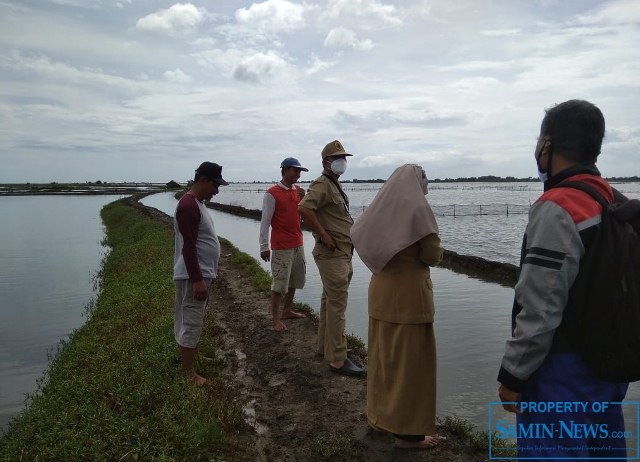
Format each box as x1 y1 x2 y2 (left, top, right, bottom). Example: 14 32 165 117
394 435 440 449
273 320 288 332
187 372 207 387
281 310 306 319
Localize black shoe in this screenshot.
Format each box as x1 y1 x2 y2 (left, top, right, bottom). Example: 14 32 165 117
330 358 365 377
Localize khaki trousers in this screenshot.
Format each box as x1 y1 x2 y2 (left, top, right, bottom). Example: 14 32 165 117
314 253 353 362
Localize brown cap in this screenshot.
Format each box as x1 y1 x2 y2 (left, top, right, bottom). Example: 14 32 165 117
321 140 353 159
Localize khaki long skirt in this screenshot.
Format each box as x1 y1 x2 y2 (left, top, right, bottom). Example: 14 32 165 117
367 318 436 435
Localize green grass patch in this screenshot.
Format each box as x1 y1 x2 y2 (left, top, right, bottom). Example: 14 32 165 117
0 199 244 461
345 334 367 359
292 301 313 316
312 430 358 460
220 237 271 292
440 415 516 454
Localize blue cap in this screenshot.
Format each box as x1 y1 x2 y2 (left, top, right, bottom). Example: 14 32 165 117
280 157 308 171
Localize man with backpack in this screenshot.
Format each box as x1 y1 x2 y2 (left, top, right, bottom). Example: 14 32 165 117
497 100 631 460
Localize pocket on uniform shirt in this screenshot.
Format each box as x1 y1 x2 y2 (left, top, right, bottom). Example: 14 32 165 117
330 193 345 206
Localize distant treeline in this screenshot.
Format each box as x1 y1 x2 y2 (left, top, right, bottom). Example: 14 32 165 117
350 175 640 184
348 177 539 184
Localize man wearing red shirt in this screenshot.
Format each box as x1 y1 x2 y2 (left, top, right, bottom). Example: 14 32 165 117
259 157 308 331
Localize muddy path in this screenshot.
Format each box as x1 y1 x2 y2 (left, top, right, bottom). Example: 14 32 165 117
209 243 490 462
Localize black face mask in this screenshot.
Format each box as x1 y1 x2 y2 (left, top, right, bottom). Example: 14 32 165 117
535 137 553 183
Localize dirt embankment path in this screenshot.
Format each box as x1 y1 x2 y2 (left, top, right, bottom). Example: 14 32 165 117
132 198 491 462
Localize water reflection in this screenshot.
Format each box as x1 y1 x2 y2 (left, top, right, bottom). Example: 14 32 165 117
0 195 123 431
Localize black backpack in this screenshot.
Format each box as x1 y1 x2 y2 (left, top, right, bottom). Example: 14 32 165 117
559 181 640 382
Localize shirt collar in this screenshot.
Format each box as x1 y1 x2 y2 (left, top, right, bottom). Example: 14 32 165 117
545 163 601 191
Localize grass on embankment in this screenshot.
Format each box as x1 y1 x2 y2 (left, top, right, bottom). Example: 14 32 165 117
0 199 244 461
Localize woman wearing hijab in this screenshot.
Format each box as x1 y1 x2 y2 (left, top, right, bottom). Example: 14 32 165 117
351 164 443 449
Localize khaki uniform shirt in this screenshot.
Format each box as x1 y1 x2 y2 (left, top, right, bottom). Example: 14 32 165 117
298 174 354 257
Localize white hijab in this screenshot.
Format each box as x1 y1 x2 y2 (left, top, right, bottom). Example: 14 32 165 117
351 164 439 274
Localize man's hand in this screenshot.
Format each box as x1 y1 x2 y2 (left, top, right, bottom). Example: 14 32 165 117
320 231 336 250
192 280 208 301
498 385 521 414
261 250 270 262
296 187 305 199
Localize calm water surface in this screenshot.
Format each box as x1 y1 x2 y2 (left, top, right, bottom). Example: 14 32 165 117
0 195 122 431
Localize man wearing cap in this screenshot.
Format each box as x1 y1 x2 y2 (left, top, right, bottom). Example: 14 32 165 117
173 161 228 386
259 157 308 332
298 140 365 378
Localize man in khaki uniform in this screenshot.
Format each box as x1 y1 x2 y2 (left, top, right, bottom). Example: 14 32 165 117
298 140 365 377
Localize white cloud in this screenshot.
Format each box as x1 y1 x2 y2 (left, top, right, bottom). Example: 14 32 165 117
196 46 295 84
136 3 204 34
435 60 515 73
191 37 217 47
325 0 403 26
232 51 291 83
235 0 306 33
607 126 640 144
3 53 141 92
196 48 245 76
305 54 335 75
574 0 640 26
450 76 503 93
324 27 373 50
481 29 520 37
164 68 192 83
49 0 100 8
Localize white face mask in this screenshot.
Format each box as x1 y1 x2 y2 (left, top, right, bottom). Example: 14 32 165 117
538 171 548 183
330 158 347 175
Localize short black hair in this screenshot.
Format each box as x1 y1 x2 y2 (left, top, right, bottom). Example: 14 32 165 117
540 99 605 163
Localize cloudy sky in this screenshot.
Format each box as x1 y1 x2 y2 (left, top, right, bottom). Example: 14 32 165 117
1 0 639 183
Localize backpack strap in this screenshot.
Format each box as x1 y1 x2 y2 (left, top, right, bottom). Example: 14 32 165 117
557 180 610 209
613 188 628 204
614 196 640 224
561 181 640 229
